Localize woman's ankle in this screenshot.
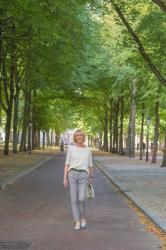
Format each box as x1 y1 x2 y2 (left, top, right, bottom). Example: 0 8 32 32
75 220 80 224
81 217 86 222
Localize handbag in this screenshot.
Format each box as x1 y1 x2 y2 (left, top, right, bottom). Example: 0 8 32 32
86 183 94 199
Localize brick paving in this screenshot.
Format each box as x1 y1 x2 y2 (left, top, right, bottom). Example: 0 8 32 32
0 154 162 249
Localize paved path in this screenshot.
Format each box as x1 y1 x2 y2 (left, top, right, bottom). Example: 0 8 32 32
94 155 166 233
0 154 162 250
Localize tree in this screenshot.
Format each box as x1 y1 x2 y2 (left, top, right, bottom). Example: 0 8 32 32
152 0 166 13
108 0 166 87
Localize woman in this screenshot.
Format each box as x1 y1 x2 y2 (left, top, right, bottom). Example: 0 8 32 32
63 129 94 230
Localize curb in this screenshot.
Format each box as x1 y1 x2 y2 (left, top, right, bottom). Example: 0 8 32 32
93 159 166 235
0 155 54 189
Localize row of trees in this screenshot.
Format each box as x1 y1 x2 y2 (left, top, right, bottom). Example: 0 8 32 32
71 0 166 167
0 0 166 167
0 0 91 154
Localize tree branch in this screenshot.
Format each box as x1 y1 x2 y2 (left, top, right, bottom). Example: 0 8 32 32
152 0 166 13
111 1 166 87
2 60 10 106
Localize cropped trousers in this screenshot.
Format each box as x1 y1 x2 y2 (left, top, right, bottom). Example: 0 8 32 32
68 169 89 222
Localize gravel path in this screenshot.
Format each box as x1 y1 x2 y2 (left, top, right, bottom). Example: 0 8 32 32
94 155 166 231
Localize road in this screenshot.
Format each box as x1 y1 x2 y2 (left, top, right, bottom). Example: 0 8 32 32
0 154 161 250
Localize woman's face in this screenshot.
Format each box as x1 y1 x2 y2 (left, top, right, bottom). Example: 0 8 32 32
75 132 84 144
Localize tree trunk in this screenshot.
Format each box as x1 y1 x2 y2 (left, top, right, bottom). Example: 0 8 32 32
37 128 40 149
55 133 60 146
4 108 12 155
99 131 102 150
32 89 37 150
19 89 29 151
103 106 108 151
87 135 90 147
109 100 113 152
94 137 97 148
140 103 145 160
13 92 19 153
115 100 120 153
0 18 2 90
90 136 93 147
161 133 166 167
50 130 53 147
46 129 50 147
27 88 32 154
127 82 136 157
32 126 36 150
112 107 116 153
13 72 20 153
3 26 15 155
119 97 124 154
152 100 159 163
130 83 136 157
43 131 45 150
112 100 119 153
126 118 132 157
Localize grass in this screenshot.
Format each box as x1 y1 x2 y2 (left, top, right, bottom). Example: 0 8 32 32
0 146 59 183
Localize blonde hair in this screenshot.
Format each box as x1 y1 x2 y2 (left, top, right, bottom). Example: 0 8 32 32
73 129 86 144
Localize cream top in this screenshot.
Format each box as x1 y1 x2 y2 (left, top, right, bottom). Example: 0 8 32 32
65 145 93 174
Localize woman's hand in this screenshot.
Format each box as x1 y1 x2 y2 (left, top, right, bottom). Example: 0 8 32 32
63 177 68 189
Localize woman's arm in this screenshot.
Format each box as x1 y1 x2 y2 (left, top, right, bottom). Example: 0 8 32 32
63 165 69 188
63 147 71 188
88 148 94 178
64 165 69 180
88 165 94 178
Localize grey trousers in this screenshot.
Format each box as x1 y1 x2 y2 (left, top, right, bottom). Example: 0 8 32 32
68 170 89 222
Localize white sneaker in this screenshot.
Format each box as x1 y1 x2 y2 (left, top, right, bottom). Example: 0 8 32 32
74 221 80 230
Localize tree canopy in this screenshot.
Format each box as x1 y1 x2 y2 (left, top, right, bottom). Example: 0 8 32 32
0 0 166 165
